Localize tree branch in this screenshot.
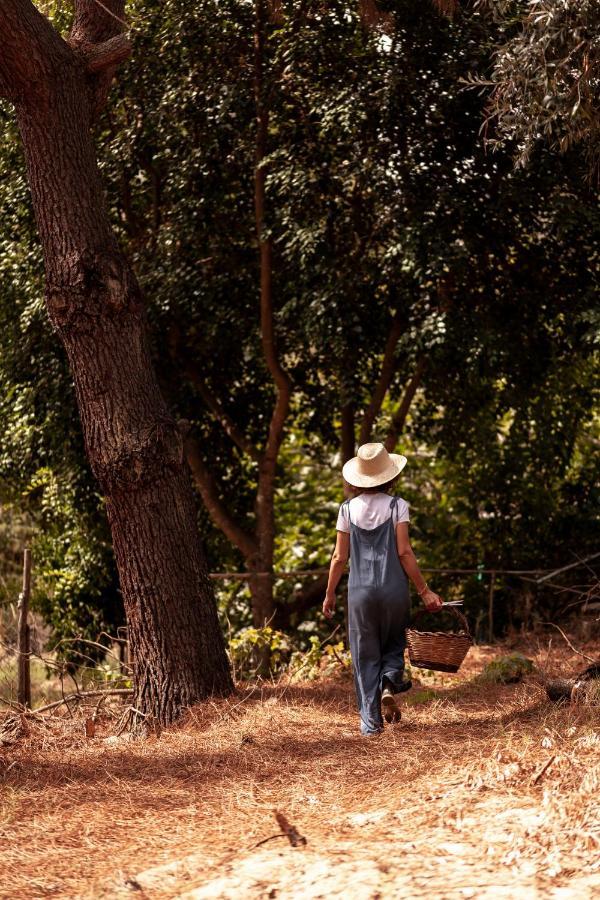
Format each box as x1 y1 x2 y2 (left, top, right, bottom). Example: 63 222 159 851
185 435 259 561
384 356 427 452
359 310 404 445
185 363 261 463
69 0 128 117
70 0 126 45
0 1 129 106
82 32 131 73
275 575 329 628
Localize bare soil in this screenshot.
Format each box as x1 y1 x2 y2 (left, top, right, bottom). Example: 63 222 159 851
1 635 599 899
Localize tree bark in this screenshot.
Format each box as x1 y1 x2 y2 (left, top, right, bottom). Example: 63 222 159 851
0 0 232 723
358 310 403 445
384 356 427 452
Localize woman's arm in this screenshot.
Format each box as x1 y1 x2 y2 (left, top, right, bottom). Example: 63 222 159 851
395 522 442 612
322 531 350 619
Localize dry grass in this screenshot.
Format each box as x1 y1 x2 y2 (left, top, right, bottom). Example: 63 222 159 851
1 635 599 899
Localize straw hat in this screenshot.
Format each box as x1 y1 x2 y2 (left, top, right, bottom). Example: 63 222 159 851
342 442 407 488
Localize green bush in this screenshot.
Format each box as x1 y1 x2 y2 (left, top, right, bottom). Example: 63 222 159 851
289 637 351 681
228 626 292 679
478 653 535 684
227 627 351 681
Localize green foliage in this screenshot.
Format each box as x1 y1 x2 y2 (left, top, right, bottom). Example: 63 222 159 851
227 626 350 681
478 653 535 684
0 0 597 645
228 626 292 678
405 689 438 705
23 469 120 646
289 637 351 681
478 0 600 177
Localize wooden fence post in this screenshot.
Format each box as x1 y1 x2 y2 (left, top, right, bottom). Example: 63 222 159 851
488 571 496 644
17 548 32 708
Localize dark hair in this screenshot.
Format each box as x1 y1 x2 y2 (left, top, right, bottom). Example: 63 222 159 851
347 474 400 496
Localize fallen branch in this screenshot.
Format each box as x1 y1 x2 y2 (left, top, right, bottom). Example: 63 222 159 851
163 810 307 897
33 689 132 716
0 697 24 713
115 703 149 736
542 623 596 664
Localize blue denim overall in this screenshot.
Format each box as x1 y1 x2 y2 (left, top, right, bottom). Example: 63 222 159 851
345 496 410 735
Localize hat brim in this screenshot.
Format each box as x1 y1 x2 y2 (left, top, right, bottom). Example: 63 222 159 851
342 453 407 488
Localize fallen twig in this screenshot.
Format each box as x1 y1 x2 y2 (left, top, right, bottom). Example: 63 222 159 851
0 697 25 713
247 811 307 852
248 832 288 850
274 810 307 847
531 755 556 786
33 689 132 716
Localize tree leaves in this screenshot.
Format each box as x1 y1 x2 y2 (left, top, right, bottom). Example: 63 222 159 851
480 0 600 179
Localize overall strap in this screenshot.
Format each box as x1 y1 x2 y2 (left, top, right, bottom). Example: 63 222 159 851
342 498 352 527
389 495 399 524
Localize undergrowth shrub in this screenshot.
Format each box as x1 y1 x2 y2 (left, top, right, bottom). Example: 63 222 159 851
228 626 351 681
289 637 351 681
478 653 535 684
405 688 437 705
228 626 292 679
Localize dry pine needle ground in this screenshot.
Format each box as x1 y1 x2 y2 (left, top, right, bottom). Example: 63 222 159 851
1 636 599 899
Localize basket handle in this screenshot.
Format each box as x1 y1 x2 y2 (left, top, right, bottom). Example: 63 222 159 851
410 606 471 636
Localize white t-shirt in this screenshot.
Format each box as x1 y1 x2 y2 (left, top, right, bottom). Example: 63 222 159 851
336 493 410 532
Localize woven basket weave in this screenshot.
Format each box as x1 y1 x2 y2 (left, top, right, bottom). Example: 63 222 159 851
407 607 472 673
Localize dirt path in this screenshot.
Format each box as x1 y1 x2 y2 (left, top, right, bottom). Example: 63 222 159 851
1 641 599 899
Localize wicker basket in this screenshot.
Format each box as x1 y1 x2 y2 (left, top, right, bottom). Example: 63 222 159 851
406 607 472 673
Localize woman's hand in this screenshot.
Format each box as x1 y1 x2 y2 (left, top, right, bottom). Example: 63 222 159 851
421 588 443 612
323 594 336 619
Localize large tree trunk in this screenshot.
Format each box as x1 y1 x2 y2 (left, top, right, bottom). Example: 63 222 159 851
0 0 232 723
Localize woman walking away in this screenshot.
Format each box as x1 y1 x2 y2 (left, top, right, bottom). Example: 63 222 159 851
323 443 442 737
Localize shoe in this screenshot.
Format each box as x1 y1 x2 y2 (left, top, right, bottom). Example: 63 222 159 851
363 728 383 738
381 686 401 724
382 675 413 694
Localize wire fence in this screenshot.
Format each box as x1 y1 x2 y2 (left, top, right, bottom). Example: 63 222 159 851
206 552 600 583
1 551 598 712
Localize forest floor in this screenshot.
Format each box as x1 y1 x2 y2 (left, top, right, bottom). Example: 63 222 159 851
1 633 599 899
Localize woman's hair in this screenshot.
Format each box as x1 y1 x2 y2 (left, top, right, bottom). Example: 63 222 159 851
347 475 399 496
